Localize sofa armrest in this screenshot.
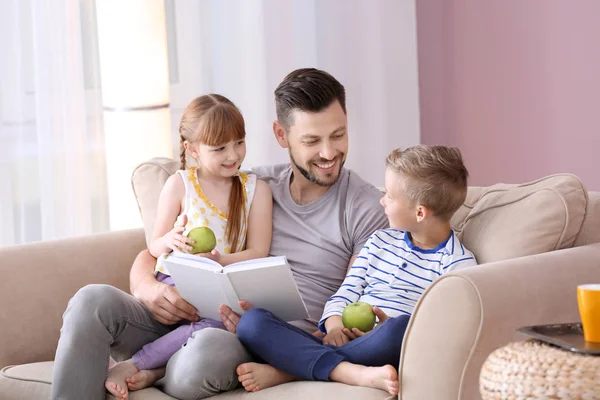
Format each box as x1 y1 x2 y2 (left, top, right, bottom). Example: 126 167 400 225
398 243 600 400
0 229 146 368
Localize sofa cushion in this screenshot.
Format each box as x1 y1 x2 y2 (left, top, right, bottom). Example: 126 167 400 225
0 362 174 399
132 158 180 246
451 174 588 264
1 362 392 400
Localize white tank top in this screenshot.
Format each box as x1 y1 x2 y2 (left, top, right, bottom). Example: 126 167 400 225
155 167 257 275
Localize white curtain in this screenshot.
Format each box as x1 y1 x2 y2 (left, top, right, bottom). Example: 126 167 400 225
0 0 108 245
0 0 419 245
168 0 421 188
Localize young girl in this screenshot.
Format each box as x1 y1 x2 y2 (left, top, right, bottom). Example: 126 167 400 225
105 94 273 400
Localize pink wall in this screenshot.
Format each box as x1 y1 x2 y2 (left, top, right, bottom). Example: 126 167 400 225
417 1 600 190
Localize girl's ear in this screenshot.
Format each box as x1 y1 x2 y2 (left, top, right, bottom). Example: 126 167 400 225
184 141 199 160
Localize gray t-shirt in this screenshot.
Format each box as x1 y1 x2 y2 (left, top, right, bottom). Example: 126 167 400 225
251 164 388 332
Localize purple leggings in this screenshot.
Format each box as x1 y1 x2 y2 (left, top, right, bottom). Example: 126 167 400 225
131 273 225 370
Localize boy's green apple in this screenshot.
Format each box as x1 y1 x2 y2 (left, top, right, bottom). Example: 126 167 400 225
186 227 217 254
342 302 376 332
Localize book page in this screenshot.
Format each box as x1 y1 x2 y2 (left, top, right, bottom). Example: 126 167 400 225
226 262 309 322
168 251 223 272
223 256 287 273
164 258 227 320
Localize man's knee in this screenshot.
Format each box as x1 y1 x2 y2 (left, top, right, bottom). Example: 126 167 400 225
64 284 128 326
162 328 253 400
236 308 270 345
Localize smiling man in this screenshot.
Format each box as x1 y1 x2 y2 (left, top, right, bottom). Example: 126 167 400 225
50 68 388 400
165 68 388 399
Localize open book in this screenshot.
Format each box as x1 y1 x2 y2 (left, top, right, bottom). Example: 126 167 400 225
163 252 309 322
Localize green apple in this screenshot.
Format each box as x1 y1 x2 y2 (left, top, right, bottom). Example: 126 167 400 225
342 302 376 332
187 227 217 254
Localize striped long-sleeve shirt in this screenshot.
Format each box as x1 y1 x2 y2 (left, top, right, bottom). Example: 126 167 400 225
318 228 477 333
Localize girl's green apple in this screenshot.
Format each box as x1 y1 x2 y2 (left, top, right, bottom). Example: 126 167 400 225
187 227 217 254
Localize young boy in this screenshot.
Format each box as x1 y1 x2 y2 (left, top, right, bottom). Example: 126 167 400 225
235 145 478 396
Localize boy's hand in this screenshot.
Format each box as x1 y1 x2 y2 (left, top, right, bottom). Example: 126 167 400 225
343 306 389 339
311 330 325 339
323 328 351 346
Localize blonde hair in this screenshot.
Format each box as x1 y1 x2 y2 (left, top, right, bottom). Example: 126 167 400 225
179 94 246 252
386 145 468 221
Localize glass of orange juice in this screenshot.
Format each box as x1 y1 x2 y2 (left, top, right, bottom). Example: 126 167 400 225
577 284 600 343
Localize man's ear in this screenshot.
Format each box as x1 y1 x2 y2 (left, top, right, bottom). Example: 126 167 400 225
273 121 289 149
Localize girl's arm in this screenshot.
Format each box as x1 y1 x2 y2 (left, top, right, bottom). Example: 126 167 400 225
218 180 273 266
148 174 193 258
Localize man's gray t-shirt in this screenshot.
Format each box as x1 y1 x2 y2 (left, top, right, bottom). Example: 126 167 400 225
251 164 388 332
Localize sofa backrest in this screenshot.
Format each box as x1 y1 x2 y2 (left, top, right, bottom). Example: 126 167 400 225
450 174 589 264
132 158 595 264
574 191 600 247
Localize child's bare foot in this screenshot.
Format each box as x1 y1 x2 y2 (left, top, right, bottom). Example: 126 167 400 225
236 362 297 392
105 359 138 399
330 362 398 396
360 365 398 395
126 367 166 391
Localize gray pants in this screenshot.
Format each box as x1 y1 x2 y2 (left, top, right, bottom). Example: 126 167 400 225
51 284 254 400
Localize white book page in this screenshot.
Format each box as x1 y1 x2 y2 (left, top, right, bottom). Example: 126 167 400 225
226 263 309 321
168 251 223 272
223 256 288 273
164 258 227 320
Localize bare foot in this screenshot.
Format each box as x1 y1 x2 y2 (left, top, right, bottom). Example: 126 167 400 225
236 362 297 392
330 362 398 396
126 367 166 391
358 365 399 396
105 359 138 399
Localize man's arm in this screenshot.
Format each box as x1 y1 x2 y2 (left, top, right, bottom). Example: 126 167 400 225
130 249 199 325
348 184 389 255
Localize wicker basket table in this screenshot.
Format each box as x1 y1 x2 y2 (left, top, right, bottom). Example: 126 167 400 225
480 339 600 399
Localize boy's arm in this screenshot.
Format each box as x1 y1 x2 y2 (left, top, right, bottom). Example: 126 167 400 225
319 238 373 333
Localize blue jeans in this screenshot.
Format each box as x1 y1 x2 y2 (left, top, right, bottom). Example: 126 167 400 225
236 308 410 382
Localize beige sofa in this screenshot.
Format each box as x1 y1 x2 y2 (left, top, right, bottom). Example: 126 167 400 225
1 158 599 400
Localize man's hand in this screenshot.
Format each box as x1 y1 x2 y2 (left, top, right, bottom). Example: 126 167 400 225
218 300 253 333
134 275 199 325
343 306 389 339
323 328 351 346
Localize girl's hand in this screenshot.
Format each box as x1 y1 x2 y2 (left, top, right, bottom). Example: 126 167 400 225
162 220 194 253
197 249 221 264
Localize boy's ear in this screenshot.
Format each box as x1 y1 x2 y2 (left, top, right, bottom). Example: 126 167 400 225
416 204 428 222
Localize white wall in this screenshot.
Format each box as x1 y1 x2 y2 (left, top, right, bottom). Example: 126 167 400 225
167 0 420 187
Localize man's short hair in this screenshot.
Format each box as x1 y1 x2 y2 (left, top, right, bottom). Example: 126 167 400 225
386 145 469 221
274 68 346 130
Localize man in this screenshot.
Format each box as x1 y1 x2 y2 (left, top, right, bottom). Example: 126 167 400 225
51 68 387 400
